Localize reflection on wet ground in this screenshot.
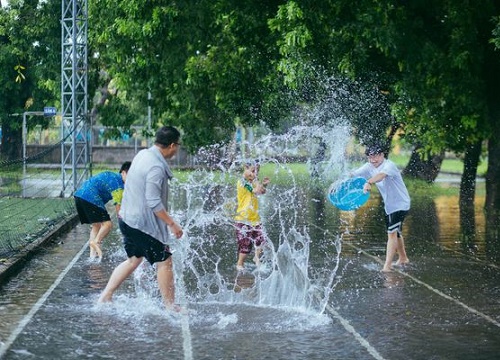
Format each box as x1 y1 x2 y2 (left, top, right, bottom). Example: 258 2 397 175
0 182 499 360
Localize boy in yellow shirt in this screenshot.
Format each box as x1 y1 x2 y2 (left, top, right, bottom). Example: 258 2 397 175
234 162 270 271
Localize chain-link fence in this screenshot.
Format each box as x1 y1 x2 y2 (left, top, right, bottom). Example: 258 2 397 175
0 128 76 258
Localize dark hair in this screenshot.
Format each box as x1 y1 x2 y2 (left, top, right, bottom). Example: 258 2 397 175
119 161 132 173
364 143 386 156
154 126 181 147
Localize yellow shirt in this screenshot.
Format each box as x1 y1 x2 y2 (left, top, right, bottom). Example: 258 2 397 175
234 179 260 225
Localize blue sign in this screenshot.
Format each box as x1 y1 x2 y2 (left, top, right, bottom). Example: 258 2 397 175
44 107 57 117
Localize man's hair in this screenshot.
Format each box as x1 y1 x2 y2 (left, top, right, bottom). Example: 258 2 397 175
154 126 181 147
119 161 132 173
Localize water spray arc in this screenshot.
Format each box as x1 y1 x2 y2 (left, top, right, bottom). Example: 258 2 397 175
129 123 353 318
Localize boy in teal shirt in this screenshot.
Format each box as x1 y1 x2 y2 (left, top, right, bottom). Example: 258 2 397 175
74 161 131 259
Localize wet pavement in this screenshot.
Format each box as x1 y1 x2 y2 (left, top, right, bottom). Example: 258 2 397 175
0 182 499 360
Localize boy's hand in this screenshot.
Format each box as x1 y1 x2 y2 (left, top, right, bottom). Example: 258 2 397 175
262 177 270 186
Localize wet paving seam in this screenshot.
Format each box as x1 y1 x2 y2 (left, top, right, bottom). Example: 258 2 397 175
343 241 500 329
176 261 193 360
318 294 386 360
435 243 500 270
308 222 500 329
0 240 88 358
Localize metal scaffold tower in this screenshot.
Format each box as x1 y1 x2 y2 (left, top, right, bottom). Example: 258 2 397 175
60 0 90 197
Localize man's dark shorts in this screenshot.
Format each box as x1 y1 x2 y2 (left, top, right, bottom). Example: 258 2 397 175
118 219 172 265
74 196 110 224
385 210 409 238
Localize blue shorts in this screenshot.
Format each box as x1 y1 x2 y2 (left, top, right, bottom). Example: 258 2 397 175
385 210 408 237
118 219 172 265
74 196 110 224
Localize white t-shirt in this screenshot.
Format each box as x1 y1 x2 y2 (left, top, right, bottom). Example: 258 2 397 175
352 158 410 215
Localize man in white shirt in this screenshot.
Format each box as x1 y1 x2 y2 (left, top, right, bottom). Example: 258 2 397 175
98 126 184 311
352 144 411 272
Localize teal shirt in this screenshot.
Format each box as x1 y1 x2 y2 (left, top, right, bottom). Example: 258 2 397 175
74 171 124 209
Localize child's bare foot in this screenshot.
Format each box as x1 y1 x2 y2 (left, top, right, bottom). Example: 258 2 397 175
253 255 261 267
395 259 410 266
381 266 393 273
90 241 103 259
89 241 97 258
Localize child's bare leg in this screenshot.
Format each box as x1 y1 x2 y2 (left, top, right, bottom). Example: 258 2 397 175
395 234 410 265
91 221 112 258
89 224 100 258
382 232 399 272
253 247 262 266
237 253 247 270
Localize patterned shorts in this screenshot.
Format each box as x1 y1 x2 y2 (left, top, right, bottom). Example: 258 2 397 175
235 222 266 254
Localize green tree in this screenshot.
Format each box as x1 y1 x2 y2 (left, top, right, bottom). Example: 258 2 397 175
485 15 500 257
0 0 61 160
85 0 500 239
88 0 295 151
263 0 500 248
309 2 497 204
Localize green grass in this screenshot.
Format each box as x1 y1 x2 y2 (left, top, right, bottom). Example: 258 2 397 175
0 197 75 256
173 161 462 197
390 154 487 176
173 162 312 187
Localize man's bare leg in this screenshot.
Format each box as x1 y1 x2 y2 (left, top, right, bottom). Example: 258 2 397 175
98 256 143 303
156 257 179 311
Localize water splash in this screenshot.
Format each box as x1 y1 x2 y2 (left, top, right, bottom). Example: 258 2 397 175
126 121 349 317
125 79 360 317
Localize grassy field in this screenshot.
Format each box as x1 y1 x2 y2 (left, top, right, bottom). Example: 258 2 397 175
173 160 464 197
0 197 75 257
390 154 488 176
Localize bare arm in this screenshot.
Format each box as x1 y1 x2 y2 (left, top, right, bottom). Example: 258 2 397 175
154 209 183 239
253 177 270 195
363 173 387 192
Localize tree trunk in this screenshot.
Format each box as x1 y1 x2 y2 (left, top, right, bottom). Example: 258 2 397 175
485 138 500 261
0 121 22 161
402 145 444 183
459 140 482 247
311 140 327 178
485 138 500 211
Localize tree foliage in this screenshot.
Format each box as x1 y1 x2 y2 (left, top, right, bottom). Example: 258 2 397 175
0 0 61 159
2 0 500 185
